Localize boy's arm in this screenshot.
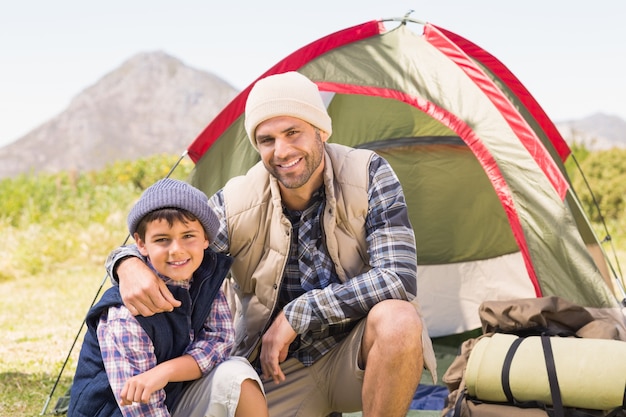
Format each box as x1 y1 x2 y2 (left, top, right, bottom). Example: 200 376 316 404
97 306 169 416
184 289 235 374
120 355 201 405
118 290 235 405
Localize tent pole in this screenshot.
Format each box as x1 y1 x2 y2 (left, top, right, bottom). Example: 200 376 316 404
380 10 427 27
568 153 626 304
40 150 190 415
40 271 117 416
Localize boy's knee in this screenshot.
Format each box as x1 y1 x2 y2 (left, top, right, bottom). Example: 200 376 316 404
213 357 261 386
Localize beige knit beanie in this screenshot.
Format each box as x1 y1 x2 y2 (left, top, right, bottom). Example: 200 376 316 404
244 71 332 150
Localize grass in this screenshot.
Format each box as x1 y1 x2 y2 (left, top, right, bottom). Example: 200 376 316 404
0 263 109 416
1 151 625 416
5 249 624 417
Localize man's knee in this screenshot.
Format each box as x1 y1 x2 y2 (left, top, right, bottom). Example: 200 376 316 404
362 300 423 364
368 299 423 337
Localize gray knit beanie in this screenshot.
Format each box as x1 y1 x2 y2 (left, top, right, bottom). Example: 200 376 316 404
127 178 219 242
244 71 332 150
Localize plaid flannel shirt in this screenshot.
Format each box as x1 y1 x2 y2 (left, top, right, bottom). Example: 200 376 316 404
209 154 417 366
106 154 417 369
97 277 234 417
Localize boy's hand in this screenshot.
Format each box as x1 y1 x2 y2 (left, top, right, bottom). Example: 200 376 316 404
119 368 168 405
118 257 181 316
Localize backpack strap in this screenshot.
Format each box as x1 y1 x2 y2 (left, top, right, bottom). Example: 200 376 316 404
451 387 467 417
501 335 567 417
541 334 565 417
501 337 524 403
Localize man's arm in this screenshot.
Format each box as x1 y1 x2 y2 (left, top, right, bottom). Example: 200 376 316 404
105 246 180 316
284 155 417 335
260 311 296 384
105 245 143 282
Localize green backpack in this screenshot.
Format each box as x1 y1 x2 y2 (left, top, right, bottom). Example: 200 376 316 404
442 296 626 417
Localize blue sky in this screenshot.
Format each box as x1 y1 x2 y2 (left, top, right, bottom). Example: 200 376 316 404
1 0 624 148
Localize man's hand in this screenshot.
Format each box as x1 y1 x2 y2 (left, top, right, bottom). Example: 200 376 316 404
260 311 297 384
117 257 181 316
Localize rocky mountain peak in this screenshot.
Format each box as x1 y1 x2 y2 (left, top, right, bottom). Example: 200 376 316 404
0 51 238 178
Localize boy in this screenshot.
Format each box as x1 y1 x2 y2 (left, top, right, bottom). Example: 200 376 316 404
68 178 267 417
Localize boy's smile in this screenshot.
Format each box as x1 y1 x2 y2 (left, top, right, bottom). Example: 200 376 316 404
135 218 209 282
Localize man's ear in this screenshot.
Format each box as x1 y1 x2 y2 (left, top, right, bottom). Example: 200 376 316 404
135 232 149 257
318 128 330 143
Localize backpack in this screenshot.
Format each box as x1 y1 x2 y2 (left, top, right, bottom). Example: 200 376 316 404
441 296 626 417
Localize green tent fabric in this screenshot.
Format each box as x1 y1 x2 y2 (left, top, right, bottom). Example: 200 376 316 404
185 16 625 400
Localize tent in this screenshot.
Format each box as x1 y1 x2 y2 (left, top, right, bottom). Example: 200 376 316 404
44 15 626 417
188 15 624 330
184 14 625 414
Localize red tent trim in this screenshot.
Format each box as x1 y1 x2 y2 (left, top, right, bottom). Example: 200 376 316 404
187 20 385 162
424 24 569 202
433 25 571 163
316 81 543 296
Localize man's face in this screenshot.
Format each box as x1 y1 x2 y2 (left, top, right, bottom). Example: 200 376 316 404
254 116 328 190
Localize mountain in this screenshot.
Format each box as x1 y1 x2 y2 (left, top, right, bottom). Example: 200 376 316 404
0 51 238 178
556 113 626 151
0 52 624 179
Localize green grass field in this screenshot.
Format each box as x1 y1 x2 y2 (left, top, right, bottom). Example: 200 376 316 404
0 264 108 416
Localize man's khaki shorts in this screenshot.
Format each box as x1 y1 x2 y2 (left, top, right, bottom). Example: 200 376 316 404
263 319 367 417
172 320 366 417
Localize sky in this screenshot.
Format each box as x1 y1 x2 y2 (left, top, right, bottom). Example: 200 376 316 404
1 0 624 148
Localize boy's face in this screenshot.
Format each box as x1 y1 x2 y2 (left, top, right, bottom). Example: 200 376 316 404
135 218 209 282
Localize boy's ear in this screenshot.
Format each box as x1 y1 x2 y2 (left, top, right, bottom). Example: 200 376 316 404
134 232 149 256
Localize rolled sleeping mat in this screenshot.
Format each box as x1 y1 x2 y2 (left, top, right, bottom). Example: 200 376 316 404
465 333 626 410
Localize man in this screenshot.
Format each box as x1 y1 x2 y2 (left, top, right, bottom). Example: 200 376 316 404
107 71 435 417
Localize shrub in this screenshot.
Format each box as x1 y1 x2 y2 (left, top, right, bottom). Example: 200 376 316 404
0 153 193 279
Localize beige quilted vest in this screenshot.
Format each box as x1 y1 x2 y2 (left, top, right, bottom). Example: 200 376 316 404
222 143 436 379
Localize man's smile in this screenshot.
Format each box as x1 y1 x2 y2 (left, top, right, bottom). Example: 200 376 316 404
277 158 302 169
